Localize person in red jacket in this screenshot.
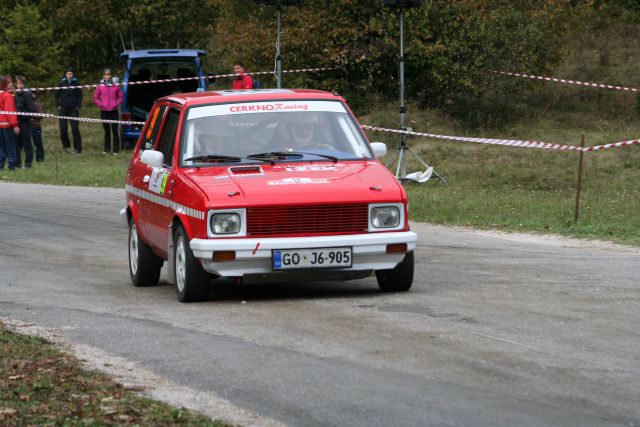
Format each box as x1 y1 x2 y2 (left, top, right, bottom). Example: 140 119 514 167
231 61 253 90
0 75 20 171
93 69 123 154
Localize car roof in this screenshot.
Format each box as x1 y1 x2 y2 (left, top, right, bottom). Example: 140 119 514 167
158 89 345 106
120 49 207 59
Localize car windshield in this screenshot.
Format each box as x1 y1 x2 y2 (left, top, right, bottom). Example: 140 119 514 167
180 100 373 166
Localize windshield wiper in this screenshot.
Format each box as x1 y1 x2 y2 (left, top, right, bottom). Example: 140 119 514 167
247 151 338 163
247 151 303 159
185 154 274 165
185 154 243 163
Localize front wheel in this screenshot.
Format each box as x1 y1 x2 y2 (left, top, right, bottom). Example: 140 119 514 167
129 220 162 287
174 225 211 302
375 251 414 292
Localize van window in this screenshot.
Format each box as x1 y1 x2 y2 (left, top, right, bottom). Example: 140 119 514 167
156 109 181 167
127 61 199 122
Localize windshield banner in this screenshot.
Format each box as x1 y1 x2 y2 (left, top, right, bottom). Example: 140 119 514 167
187 101 346 120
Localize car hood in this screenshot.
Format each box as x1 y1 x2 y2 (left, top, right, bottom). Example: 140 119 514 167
182 161 404 208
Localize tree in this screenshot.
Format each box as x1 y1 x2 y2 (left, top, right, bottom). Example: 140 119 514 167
209 0 571 120
0 3 61 85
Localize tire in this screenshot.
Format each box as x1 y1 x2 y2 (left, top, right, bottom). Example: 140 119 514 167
375 251 414 292
129 220 163 287
174 225 211 302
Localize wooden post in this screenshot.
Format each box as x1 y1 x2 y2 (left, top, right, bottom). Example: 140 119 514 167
574 134 585 224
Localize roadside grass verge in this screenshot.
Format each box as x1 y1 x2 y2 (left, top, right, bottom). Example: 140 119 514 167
366 105 640 246
0 323 227 426
1 99 130 188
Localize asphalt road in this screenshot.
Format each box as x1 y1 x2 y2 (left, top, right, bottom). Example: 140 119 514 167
1 182 639 427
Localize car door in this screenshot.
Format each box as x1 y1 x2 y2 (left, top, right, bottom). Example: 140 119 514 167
128 104 167 243
145 106 182 254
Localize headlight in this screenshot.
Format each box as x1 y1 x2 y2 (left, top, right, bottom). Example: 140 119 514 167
371 206 400 228
211 213 241 234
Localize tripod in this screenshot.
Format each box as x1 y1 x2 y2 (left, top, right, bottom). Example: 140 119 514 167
386 8 446 184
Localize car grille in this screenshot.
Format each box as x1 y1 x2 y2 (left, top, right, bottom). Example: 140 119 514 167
247 204 369 236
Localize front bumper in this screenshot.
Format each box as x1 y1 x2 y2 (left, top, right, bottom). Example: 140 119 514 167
190 231 417 278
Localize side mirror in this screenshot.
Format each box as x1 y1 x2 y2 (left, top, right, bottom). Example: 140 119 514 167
140 149 164 169
370 142 387 158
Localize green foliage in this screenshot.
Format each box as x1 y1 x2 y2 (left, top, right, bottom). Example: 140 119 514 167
35 0 220 76
209 0 571 120
0 0 638 126
0 3 61 85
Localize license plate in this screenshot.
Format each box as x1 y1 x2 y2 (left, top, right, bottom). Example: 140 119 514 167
272 247 352 270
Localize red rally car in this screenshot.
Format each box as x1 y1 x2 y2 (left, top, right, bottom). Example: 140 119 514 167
122 89 418 302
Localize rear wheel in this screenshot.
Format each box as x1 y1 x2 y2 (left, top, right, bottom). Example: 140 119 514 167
375 251 414 292
129 220 162 287
174 225 210 302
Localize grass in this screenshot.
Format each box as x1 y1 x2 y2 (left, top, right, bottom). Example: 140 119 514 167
0 323 227 426
364 103 640 246
2 100 130 188
358 14 640 246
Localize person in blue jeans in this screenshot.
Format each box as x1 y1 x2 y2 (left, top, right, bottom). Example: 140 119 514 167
0 75 20 171
15 75 37 168
31 94 45 161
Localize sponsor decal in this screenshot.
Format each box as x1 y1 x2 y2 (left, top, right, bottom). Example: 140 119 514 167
149 168 169 194
267 177 330 186
187 100 347 120
278 164 341 172
146 107 161 139
229 103 309 113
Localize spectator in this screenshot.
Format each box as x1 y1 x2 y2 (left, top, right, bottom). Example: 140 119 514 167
231 61 253 90
93 68 123 154
54 67 82 153
14 75 37 168
31 93 45 162
0 75 20 171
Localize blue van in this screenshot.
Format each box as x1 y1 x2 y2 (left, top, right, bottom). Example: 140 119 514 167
120 49 210 145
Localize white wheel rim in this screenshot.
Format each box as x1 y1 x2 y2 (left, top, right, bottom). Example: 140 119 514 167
176 234 187 293
129 223 139 276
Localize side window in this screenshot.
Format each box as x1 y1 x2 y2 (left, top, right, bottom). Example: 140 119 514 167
156 108 181 167
140 105 167 152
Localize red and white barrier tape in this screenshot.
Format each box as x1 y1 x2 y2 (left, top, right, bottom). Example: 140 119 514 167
492 70 640 93
2 110 637 153
583 139 640 151
1 67 338 93
0 110 144 126
361 125 581 151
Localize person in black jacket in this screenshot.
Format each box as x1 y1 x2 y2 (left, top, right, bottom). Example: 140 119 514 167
54 67 83 153
14 75 37 168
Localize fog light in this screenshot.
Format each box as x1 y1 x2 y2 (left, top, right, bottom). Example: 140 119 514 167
213 251 236 262
386 243 407 254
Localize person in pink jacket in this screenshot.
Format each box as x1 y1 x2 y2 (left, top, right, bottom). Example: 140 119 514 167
93 69 123 154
